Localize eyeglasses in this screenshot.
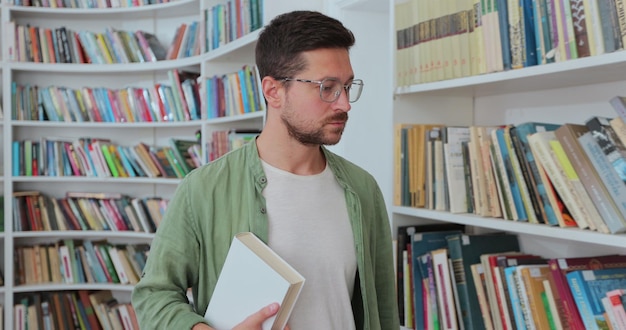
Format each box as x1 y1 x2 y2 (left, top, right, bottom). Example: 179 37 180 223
280 77 364 103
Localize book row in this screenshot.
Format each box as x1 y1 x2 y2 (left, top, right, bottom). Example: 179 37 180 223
12 137 201 179
15 290 139 330
207 129 260 162
395 99 626 234
205 64 264 118
13 70 201 123
13 191 168 232
8 24 175 64
166 21 202 61
395 0 626 86
204 0 263 51
9 0 177 9
15 240 149 286
395 225 626 330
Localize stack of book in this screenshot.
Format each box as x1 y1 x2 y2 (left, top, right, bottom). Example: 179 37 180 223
394 0 626 86
395 225 626 330
12 191 167 232
12 70 201 123
14 239 149 286
12 137 201 179
395 96 626 235
14 290 140 330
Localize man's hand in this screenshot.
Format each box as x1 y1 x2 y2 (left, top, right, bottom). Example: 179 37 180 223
192 303 290 330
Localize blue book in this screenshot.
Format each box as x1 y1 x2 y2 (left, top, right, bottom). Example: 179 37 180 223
513 122 561 225
83 240 108 283
505 266 527 330
12 141 21 176
74 248 86 283
566 268 626 330
496 0 511 70
112 145 135 177
238 69 251 113
411 230 463 329
496 127 527 220
119 146 146 177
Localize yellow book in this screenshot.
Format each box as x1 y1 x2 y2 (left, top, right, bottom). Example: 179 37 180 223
95 33 115 64
528 131 589 229
549 139 607 233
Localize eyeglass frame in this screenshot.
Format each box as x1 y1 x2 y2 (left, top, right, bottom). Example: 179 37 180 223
279 77 364 103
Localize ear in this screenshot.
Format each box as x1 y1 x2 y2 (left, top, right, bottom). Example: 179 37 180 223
261 76 284 109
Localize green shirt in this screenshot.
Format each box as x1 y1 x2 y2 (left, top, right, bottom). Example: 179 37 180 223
131 140 399 330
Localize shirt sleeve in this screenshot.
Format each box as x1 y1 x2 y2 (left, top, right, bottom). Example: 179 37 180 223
131 177 208 329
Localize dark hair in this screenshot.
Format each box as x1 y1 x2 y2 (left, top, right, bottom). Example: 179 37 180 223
255 11 355 80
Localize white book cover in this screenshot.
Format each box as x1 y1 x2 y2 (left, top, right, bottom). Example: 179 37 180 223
204 232 305 330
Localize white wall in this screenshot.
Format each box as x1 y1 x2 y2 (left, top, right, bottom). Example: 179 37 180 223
327 2 395 218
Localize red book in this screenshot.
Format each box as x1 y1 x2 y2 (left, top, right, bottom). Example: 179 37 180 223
25 195 41 231
57 198 83 230
133 88 152 122
548 255 626 330
78 290 103 330
45 28 57 63
29 26 41 63
72 30 88 64
83 88 103 122
166 24 187 60
64 142 83 176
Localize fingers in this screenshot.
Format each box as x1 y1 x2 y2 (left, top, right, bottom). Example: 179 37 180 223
235 303 280 330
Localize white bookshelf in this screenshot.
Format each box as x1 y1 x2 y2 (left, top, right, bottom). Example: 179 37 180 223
383 0 626 249
0 0 329 328
397 3 626 329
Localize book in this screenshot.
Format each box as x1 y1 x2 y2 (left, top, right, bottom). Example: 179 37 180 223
556 123 626 234
442 126 472 213
431 248 458 330
472 263 494 330
566 268 626 330
528 130 588 229
548 255 626 329
411 229 463 329
204 232 305 330
577 132 626 233
584 116 626 182
606 289 626 329
446 232 520 330
610 96 626 122
519 265 551 329
395 223 465 324
511 122 562 226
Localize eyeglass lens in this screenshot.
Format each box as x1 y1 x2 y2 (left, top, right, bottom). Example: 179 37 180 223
321 79 363 103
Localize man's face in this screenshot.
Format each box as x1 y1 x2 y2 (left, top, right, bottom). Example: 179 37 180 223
280 48 355 146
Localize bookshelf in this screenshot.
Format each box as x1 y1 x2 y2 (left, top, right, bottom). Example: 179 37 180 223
377 0 626 328
0 0 326 328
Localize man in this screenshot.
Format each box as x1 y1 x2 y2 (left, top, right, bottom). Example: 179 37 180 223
132 10 399 330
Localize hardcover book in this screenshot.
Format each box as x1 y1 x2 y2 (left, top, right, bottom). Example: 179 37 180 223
204 232 305 330
548 255 626 329
411 230 463 329
446 233 520 330
566 268 626 330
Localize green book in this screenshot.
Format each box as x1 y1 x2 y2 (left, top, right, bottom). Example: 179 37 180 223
96 243 120 283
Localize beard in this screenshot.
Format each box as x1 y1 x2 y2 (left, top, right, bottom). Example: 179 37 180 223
282 111 348 146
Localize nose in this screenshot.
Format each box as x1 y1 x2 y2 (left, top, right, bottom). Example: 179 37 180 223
334 87 351 112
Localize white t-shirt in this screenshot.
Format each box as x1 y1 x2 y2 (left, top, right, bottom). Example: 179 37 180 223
262 160 357 330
